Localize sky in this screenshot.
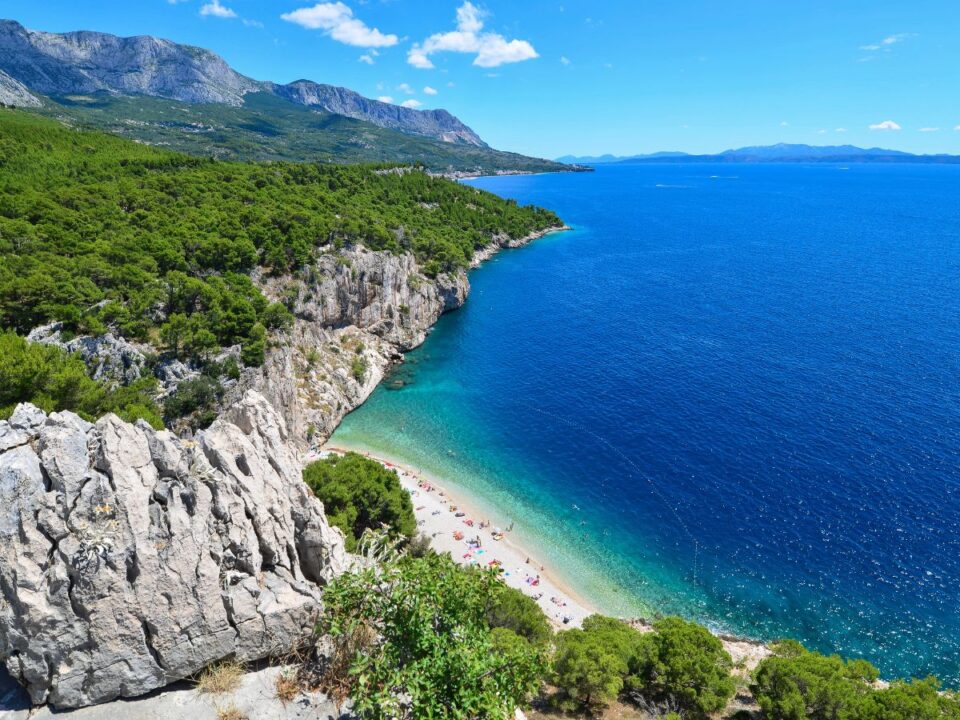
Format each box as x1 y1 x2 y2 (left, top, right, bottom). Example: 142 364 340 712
4 0 960 158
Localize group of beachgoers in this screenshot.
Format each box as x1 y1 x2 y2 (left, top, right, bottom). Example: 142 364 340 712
408 474 575 625
318 449 585 627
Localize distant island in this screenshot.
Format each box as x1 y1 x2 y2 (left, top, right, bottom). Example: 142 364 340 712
558 143 960 165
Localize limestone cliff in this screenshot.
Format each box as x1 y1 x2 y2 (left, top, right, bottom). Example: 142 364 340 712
0 392 347 708
238 230 562 447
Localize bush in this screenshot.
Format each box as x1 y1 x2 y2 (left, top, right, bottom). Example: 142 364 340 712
0 330 162 427
486 584 552 646
163 375 223 421
630 616 735 717
302 452 415 552
350 355 368 383
751 641 878 720
860 677 960 720
552 627 629 711
319 548 546 719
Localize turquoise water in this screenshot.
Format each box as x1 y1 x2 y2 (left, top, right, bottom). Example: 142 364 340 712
331 164 960 683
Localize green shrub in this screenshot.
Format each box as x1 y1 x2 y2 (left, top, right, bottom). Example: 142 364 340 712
163 375 223 421
302 452 415 551
486 584 552 646
320 549 546 719
752 641 879 720
350 356 368 383
0 330 161 427
630 616 735 717
552 627 628 711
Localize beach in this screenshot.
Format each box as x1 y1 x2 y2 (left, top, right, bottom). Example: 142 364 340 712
316 445 595 629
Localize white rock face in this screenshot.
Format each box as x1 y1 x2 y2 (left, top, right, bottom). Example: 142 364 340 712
0 392 347 708
242 247 470 445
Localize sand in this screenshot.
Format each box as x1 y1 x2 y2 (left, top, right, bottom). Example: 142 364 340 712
316 446 595 629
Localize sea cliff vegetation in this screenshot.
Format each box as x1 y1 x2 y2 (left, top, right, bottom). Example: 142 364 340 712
306 465 960 720
0 109 559 421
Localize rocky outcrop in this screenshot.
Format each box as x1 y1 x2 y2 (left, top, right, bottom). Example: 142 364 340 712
0 392 347 708
0 69 40 107
239 247 469 445
0 20 259 105
272 81 485 146
27 322 148 386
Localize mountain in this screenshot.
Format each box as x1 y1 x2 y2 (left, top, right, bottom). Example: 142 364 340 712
607 143 959 164
718 143 913 159
561 144 960 166
0 19 488 151
557 151 688 164
272 80 484 146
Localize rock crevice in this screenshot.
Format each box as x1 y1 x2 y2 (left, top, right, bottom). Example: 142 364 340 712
0 392 347 708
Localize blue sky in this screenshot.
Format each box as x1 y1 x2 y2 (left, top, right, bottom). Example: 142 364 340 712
5 1 959 158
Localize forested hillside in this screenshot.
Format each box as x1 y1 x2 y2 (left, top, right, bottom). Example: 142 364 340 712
0 109 559 357
34 92 570 173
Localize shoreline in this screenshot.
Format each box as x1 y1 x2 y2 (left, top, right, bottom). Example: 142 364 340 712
316 443 772 673
316 444 596 628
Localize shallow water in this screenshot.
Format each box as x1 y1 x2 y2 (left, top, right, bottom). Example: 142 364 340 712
332 163 960 683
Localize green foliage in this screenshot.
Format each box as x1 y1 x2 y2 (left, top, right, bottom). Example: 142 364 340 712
162 375 223 425
552 626 629 711
319 549 547 719
486 584 553 646
752 641 880 720
0 330 161 427
303 452 415 552
350 355 368 383
630 616 736 717
35 92 570 174
0 109 560 370
859 678 960 720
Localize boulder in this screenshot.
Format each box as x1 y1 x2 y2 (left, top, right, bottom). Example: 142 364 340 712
0 392 347 708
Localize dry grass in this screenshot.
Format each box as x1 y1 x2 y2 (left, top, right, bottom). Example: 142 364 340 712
196 660 244 695
215 703 248 720
275 668 300 705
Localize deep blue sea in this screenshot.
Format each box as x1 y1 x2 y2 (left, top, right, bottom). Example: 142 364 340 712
331 163 960 684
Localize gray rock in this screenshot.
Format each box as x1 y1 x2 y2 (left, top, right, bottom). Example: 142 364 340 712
27 323 147 386
0 69 40 107
239 247 470 445
272 81 485 146
0 392 347 708
1 664 351 720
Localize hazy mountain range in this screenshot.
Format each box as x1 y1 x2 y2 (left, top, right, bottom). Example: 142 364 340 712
558 143 960 165
0 19 566 173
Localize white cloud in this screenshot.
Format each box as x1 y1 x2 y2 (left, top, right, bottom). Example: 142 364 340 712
281 2 398 48
835 128 848 133
560 56 570 66
860 33 916 52
407 1 538 69
780 121 789 127
200 0 237 18
869 120 901 131
423 86 438 95
377 95 393 103
359 53 376 64
400 99 422 108
242 18 264 28
817 129 827 134
955 125 960 131
397 82 415 95
919 127 939 132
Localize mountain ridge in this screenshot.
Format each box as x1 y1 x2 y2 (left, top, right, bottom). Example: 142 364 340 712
558 143 960 165
0 18 484 147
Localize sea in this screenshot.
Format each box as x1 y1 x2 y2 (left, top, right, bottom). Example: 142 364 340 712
330 162 960 684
